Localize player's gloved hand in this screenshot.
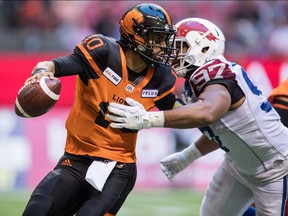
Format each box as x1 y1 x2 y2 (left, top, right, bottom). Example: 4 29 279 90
107 97 164 130
160 143 202 181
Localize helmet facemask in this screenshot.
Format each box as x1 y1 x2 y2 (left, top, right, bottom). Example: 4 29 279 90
133 19 178 67
172 37 196 78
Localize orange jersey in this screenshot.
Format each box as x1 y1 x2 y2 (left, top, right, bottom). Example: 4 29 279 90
62 34 176 163
268 79 288 110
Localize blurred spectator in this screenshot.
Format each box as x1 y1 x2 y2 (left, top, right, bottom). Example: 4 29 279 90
0 0 287 59
268 17 288 59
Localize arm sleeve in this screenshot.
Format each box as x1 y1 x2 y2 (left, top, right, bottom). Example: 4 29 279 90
52 53 85 77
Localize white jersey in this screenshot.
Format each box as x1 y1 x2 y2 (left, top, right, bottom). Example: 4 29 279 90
190 55 288 175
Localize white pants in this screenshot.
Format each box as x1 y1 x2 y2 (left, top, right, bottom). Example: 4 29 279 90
200 158 288 216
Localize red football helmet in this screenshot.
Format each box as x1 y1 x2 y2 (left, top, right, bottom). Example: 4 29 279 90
173 18 225 77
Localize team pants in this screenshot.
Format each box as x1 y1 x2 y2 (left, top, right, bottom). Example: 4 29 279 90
200 158 288 216
22 152 137 216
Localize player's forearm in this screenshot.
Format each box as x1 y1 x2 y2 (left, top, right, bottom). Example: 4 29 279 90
162 102 215 128
161 86 230 129
147 102 215 129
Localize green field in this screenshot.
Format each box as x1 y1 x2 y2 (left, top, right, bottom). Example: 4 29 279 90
0 189 204 216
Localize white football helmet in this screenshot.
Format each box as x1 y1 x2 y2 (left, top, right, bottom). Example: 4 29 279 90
173 18 225 77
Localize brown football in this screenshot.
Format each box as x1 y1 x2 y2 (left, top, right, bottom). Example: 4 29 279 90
15 76 61 118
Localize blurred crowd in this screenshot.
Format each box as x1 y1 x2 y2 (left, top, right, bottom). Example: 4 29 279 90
0 1 288 60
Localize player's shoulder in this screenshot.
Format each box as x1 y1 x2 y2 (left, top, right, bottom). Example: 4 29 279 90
192 55 237 81
75 34 121 70
189 55 240 93
80 34 118 52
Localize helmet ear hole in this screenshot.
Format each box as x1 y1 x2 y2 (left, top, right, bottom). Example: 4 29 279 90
201 46 209 54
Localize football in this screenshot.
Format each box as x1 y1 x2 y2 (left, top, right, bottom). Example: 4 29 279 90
15 76 61 118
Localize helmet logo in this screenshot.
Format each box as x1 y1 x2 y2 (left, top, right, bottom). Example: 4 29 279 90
138 45 146 51
146 15 162 22
178 21 218 42
164 24 170 30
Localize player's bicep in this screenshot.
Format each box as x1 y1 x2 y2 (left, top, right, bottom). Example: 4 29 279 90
199 84 231 119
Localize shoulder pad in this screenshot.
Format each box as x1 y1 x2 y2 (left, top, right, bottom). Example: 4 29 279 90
75 34 120 73
190 58 236 95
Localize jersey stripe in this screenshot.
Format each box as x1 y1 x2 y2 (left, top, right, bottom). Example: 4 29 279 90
78 42 102 77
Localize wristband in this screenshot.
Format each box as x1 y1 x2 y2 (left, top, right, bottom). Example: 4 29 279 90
183 143 203 162
144 111 165 127
31 68 48 76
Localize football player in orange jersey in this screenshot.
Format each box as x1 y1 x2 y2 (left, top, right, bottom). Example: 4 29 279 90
22 3 182 216
268 79 288 126
268 79 288 216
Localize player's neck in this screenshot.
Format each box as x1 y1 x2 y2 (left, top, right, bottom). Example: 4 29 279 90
125 50 148 73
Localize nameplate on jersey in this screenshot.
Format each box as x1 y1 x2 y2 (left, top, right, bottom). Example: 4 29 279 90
141 89 158 98
103 67 121 85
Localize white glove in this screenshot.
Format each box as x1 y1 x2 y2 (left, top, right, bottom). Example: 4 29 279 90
160 143 202 181
107 97 164 130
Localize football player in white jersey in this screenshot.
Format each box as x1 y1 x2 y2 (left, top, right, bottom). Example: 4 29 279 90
107 18 288 216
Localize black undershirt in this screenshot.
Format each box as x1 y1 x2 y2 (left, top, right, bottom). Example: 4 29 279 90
127 67 148 85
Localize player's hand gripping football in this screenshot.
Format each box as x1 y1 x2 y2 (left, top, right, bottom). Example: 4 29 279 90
107 97 151 130
26 70 54 85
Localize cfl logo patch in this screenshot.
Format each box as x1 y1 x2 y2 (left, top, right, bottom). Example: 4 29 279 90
126 84 134 92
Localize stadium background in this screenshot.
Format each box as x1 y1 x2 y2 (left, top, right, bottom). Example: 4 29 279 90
0 1 288 215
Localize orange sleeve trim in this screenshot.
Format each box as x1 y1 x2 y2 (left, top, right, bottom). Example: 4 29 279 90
77 43 102 77
119 46 127 82
269 80 288 103
273 104 288 110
